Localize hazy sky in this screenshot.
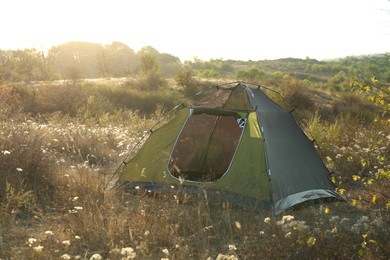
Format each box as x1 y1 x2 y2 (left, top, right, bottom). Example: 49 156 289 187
1 0 389 61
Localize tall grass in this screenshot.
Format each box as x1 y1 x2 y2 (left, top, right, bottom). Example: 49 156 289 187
1 80 389 259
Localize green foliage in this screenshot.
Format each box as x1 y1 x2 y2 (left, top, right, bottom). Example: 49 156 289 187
0 182 36 224
175 68 201 97
236 67 265 82
280 76 315 111
137 51 167 90
196 69 219 78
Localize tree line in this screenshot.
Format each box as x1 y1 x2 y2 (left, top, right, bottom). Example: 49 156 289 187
0 42 181 82
1 41 389 94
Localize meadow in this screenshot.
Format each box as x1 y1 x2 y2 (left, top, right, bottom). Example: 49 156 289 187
0 77 389 259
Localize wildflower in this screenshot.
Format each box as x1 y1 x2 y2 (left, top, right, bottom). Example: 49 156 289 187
90 254 103 260
121 247 136 258
335 153 343 159
264 217 271 224
340 218 351 230
2 150 11 155
259 230 265 235
228 244 237 251
72 196 79 201
32 245 44 253
282 215 294 222
110 248 121 255
16 168 23 172
62 240 71 246
285 232 292 238
235 221 241 230
135 186 140 190
74 206 83 211
144 230 150 236
75 235 81 240
162 248 170 255
61 254 71 260
44 230 54 236
27 238 37 246
306 236 316 247
277 215 294 225
216 253 238 260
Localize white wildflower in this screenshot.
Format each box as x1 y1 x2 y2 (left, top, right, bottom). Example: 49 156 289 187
216 253 238 260
331 227 337 234
72 196 79 201
162 248 170 255
285 232 292 238
33 245 44 253
75 235 81 240
282 215 294 222
121 247 136 258
259 230 265 235
235 221 241 230
228 244 237 251
61 254 71 260
44 230 54 236
27 238 37 246
16 168 23 172
89 253 103 260
62 240 71 246
144 230 150 236
110 248 121 255
74 206 83 211
264 217 271 224
2 150 11 155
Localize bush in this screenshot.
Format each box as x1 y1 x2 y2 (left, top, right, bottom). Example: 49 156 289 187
331 93 378 124
175 69 201 97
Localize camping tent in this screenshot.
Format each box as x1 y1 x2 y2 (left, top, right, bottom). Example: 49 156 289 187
117 82 343 215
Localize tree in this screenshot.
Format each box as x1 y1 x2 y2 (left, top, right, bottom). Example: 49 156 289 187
100 42 138 77
138 49 166 90
47 42 103 79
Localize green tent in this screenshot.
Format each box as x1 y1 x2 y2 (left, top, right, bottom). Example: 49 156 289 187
117 82 343 215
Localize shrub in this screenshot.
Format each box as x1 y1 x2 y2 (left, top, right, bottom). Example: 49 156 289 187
280 76 315 111
175 69 201 97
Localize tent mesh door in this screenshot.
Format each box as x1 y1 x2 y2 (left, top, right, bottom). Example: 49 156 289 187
168 113 244 182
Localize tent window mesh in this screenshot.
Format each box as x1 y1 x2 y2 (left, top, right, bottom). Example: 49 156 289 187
168 113 245 182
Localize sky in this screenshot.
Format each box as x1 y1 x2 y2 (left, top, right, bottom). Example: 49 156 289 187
1 0 389 62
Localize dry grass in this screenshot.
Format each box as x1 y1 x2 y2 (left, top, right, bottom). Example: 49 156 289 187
1 82 389 259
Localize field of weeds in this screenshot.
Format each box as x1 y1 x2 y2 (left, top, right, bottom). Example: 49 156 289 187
0 80 389 259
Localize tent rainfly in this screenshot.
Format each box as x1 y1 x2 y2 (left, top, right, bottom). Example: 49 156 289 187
116 82 343 215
